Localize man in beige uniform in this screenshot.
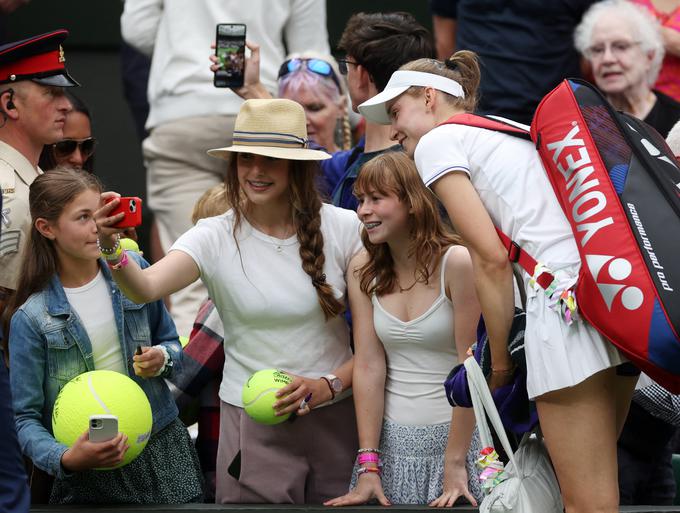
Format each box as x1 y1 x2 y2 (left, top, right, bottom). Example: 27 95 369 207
0 30 79 331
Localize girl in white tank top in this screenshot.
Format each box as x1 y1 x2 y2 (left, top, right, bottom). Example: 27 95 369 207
325 152 482 507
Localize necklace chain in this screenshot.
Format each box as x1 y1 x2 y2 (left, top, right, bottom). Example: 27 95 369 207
247 216 295 237
397 276 419 293
247 216 295 253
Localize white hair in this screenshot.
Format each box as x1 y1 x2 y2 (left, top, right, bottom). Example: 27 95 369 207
574 0 665 86
667 120 680 157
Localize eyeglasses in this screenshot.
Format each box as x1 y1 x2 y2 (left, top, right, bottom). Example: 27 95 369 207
52 137 97 160
337 58 358 76
585 40 641 59
277 58 341 90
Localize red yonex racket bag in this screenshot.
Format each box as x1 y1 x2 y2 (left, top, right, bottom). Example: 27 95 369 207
443 79 680 391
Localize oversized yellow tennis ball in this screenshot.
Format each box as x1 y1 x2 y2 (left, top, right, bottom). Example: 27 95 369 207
120 238 142 254
242 369 292 425
52 370 153 468
179 336 189 348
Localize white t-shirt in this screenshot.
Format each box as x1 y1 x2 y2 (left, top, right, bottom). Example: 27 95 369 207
415 124 581 282
171 204 363 406
64 270 125 373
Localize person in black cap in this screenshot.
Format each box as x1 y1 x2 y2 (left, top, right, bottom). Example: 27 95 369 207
0 29 78 338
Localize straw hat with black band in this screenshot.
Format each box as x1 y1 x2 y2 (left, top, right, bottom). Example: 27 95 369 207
208 98 331 161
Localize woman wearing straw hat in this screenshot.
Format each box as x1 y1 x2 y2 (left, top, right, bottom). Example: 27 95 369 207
94 98 362 504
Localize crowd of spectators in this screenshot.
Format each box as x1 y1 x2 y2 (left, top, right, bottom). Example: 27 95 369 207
1 1 680 511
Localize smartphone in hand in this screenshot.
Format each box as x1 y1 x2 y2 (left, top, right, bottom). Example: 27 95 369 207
88 414 118 443
214 23 246 88
108 197 142 229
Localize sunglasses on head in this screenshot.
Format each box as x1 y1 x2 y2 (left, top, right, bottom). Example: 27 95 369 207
277 58 341 90
52 137 97 160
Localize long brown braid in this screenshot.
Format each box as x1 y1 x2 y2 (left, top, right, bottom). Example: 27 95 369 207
341 113 352 151
225 156 344 319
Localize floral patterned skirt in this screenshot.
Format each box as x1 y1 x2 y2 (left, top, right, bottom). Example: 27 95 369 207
50 418 204 504
350 418 482 505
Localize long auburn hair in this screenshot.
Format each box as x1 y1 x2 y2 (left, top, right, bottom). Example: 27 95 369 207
2 167 103 347
354 152 462 296
225 155 344 320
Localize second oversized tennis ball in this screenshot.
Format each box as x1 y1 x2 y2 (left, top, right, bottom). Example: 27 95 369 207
242 369 292 425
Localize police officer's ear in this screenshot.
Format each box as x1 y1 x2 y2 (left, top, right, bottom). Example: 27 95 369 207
0 88 18 120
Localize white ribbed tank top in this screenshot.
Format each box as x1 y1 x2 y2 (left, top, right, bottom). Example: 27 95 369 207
372 246 460 426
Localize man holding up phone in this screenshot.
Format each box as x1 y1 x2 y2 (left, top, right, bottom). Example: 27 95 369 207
121 0 330 336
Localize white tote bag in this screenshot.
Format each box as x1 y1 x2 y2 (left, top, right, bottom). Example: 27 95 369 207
464 357 564 513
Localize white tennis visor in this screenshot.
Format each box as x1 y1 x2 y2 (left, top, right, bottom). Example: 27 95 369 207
358 70 465 125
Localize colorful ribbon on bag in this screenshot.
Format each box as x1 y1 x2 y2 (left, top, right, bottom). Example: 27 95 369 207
529 262 579 325
476 446 508 493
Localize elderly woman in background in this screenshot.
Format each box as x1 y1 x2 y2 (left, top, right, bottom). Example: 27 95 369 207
575 0 680 137
578 4 680 505
630 0 680 103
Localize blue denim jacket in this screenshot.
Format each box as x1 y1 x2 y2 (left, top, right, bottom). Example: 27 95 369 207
9 255 181 479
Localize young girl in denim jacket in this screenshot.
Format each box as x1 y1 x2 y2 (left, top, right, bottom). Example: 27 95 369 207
5 168 203 504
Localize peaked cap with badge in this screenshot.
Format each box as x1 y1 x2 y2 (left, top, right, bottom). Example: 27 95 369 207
0 29 79 87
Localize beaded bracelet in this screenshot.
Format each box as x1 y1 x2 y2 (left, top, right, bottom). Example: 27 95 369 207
97 234 121 257
357 448 381 454
357 466 381 477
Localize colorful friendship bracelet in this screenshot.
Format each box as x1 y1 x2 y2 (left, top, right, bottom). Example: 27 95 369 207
356 466 381 477
107 250 129 271
357 453 380 465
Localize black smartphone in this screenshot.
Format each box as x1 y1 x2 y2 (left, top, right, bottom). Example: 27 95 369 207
214 23 246 88
227 450 241 480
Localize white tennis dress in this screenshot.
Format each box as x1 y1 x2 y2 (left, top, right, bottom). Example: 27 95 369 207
415 123 625 399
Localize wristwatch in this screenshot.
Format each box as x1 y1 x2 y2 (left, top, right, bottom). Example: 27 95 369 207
322 374 343 399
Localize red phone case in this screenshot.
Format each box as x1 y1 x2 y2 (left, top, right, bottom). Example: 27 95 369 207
109 197 142 228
